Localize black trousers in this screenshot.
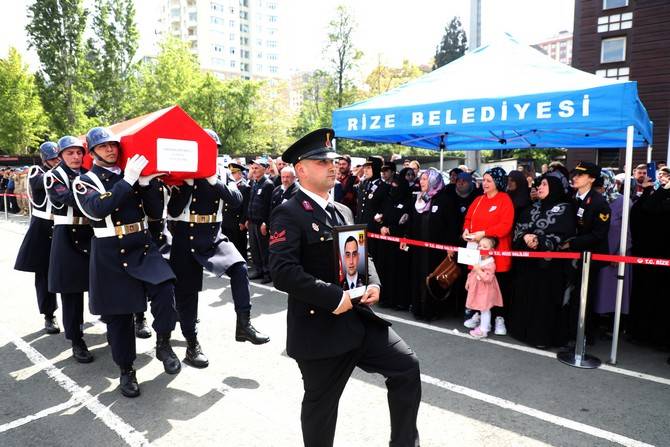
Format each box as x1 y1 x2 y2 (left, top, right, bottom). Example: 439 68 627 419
34 270 57 317
176 262 252 339
222 225 248 263
61 292 84 341
296 324 421 447
102 280 177 369
248 222 269 276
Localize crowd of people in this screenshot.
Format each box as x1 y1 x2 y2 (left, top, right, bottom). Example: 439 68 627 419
0 167 31 215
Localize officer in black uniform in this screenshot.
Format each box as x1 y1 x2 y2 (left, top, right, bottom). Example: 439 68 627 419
14 142 61 334
356 156 390 259
73 127 181 398
561 161 611 342
270 165 297 211
269 128 421 447
166 130 269 368
222 162 249 258
44 136 95 363
246 158 274 283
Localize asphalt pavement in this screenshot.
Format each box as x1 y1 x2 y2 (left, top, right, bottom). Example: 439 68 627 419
1 214 668 447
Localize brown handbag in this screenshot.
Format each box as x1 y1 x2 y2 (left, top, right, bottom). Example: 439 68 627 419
425 255 462 301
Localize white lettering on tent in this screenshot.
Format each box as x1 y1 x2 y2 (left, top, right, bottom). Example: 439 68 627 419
462 107 475 123
348 118 358 131
445 110 457 125
481 106 495 122
501 101 508 121
370 115 381 129
361 114 367 129
412 112 424 126
558 100 575 118
385 114 395 128
156 138 198 172
536 102 551 119
514 103 530 120
582 95 590 117
428 111 440 126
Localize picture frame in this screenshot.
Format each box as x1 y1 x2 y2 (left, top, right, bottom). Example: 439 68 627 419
333 224 368 301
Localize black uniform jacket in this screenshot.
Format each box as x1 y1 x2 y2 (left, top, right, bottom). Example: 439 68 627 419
75 164 174 315
271 182 298 210
356 178 390 234
167 178 245 291
269 189 389 361
15 165 54 273
569 189 611 254
247 175 274 224
222 178 249 231
46 163 93 293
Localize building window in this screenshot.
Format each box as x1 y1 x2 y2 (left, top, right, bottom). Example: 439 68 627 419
212 57 226 67
230 60 237 68
240 0 249 6
229 20 236 28
267 40 277 48
242 50 250 59
601 37 626 63
256 64 263 72
211 2 225 13
268 15 278 23
269 65 278 73
189 12 197 21
213 44 224 53
230 33 236 41
230 47 236 55
595 66 629 80
241 63 250 72
603 0 628 10
240 11 248 20
240 37 249 45
267 1 277 9
211 16 224 25
240 24 249 33
171 8 180 18
267 53 277 61
597 12 633 32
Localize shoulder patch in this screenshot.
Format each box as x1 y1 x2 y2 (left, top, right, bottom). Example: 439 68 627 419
599 212 610 222
269 229 287 246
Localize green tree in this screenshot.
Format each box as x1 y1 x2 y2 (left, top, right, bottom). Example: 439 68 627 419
365 59 425 95
327 5 362 108
293 70 334 137
252 80 296 154
26 0 91 134
86 0 139 124
433 17 468 70
0 48 48 153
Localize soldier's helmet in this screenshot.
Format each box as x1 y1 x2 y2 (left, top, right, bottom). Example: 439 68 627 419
39 141 59 161
205 129 222 147
57 136 85 154
86 127 120 153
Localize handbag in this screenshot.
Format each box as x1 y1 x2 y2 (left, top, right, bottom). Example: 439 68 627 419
425 255 462 301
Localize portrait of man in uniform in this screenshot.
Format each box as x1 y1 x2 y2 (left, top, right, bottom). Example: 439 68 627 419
335 226 368 299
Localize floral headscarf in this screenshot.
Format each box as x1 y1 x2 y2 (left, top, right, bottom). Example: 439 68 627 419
600 168 620 203
484 167 508 192
415 168 444 213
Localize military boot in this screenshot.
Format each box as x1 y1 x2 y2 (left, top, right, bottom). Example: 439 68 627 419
44 315 60 334
119 367 140 398
184 337 209 368
155 333 181 374
72 338 94 363
235 310 270 345
134 317 151 339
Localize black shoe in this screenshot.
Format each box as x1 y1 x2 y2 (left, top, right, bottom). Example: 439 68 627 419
248 272 263 280
261 275 272 284
184 338 209 368
155 333 181 374
134 318 151 339
119 368 140 398
72 339 94 363
236 311 270 345
44 316 60 334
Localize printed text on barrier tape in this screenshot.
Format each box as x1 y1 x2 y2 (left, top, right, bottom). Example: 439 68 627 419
591 253 670 267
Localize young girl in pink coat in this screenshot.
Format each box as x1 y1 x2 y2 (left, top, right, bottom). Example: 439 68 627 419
465 237 503 338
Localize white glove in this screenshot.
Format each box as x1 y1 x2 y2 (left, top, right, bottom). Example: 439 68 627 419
139 172 165 186
184 178 194 186
206 174 218 186
123 154 149 186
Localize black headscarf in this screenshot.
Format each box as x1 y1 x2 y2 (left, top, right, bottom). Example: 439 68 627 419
539 174 566 210
390 167 414 200
507 170 530 210
484 167 508 192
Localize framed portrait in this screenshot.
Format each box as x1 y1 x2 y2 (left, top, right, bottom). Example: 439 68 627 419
333 224 368 300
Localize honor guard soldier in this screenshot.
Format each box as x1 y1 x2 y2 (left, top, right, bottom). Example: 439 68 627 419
355 156 390 259
269 128 421 447
44 136 95 363
73 127 181 398
222 162 250 258
14 142 61 334
246 158 274 283
270 165 297 211
166 129 269 368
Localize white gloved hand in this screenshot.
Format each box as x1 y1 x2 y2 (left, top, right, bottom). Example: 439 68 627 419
139 172 166 186
123 154 149 186
206 174 218 186
183 178 194 186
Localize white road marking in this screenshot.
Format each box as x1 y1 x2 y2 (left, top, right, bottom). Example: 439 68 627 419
0 398 79 433
421 373 654 447
4 332 151 447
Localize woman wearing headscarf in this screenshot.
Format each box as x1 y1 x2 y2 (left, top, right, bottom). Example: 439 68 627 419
462 167 514 335
506 170 531 220
404 168 459 320
508 175 576 348
377 167 416 310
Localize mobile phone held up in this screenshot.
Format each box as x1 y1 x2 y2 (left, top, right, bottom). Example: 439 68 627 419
647 161 657 183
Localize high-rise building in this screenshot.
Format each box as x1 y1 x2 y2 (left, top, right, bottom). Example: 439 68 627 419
569 0 670 169
158 0 283 80
535 31 573 65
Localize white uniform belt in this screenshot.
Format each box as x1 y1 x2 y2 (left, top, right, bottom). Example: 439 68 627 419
93 220 147 238
54 215 89 225
32 209 53 221
173 213 221 224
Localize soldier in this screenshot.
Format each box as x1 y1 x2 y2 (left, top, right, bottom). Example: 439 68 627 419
269 128 421 447
246 158 274 283
14 142 61 334
222 162 250 259
270 165 297 211
73 127 181 398
355 156 390 259
166 130 269 368
44 136 95 363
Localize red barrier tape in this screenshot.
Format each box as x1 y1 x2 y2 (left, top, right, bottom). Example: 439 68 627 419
0 193 28 198
367 232 670 267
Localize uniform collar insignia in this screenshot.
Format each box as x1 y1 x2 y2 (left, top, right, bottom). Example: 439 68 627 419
312 223 319 231
302 200 313 211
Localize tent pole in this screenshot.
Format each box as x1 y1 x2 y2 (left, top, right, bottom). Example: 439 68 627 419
440 148 444 172
667 122 670 166
647 144 652 163
609 125 635 365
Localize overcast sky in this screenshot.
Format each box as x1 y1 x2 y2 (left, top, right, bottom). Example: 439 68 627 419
1 0 574 78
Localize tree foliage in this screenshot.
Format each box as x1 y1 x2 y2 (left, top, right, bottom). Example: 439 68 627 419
327 5 362 108
365 60 426 96
433 17 468 70
0 48 48 153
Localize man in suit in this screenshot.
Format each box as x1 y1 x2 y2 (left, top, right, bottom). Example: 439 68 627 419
246 159 274 283
270 165 298 211
269 128 421 447
222 162 250 259
341 235 364 291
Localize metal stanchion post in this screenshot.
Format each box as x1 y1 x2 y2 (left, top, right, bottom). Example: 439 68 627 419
3 195 7 220
557 251 601 369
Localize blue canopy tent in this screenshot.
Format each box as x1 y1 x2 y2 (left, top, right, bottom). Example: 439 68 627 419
332 34 653 364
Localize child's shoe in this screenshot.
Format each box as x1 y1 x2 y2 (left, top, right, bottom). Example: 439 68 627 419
469 327 488 339
464 312 480 329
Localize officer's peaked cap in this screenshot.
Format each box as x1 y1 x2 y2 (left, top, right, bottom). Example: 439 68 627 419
571 161 601 179
282 128 338 165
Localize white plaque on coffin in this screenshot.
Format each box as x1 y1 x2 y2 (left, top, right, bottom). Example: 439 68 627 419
156 138 198 172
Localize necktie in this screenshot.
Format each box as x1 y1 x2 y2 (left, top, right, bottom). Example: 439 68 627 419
351 282 355 290
326 203 341 226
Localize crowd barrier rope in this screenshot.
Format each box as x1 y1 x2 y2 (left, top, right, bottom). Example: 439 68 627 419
367 231 670 369
1 192 31 220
